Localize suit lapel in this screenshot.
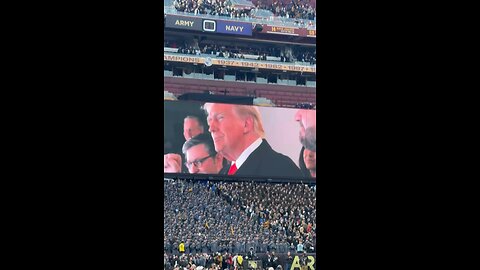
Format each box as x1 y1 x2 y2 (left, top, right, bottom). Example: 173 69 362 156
236 139 269 176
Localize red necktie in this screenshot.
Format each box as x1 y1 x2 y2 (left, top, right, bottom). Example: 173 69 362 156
228 163 237 175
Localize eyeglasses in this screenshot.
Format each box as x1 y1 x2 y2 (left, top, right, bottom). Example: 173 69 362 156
185 155 214 169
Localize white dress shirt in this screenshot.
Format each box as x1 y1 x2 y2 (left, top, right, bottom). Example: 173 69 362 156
232 137 263 170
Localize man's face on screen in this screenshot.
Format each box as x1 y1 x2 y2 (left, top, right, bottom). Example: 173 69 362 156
185 144 219 174
183 118 203 141
206 104 245 160
303 148 316 170
295 109 316 151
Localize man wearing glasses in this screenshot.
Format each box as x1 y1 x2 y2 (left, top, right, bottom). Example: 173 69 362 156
182 133 227 174
164 115 207 173
165 133 227 174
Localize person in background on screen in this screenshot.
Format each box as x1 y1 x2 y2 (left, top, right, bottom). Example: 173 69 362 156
202 103 302 178
182 133 228 174
294 109 316 152
164 115 206 173
183 115 205 141
299 147 316 178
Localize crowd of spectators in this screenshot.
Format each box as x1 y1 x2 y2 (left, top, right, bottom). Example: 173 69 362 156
165 40 316 64
164 250 311 270
164 252 246 270
295 49 316 65
252 0 316 20
173 0 251 18
172 0 316 22
164 179 316 259
219 181 316 253
164 253 214 270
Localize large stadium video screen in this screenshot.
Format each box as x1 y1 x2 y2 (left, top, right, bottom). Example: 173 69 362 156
164 100 316 180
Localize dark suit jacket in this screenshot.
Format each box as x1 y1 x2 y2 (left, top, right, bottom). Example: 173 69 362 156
220 139 302 178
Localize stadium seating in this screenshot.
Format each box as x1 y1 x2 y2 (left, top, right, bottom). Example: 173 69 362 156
164 179 316 256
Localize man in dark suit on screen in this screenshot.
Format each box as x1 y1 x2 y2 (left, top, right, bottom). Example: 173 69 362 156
202 103 301 178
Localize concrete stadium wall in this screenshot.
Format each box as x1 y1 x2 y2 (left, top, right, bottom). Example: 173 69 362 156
164 77 316 107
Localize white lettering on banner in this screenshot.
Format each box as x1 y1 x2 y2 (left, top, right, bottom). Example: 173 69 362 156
163 53 316 73
163 55 202 63
225 25 244 32
175 20 194 27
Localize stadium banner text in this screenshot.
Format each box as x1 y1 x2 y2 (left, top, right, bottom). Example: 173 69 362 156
216 20 252 36
164 54 316 73
164 100 316 181
257 25 316 38
165 15 204 31
264 25 299 36
306 29 316 37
